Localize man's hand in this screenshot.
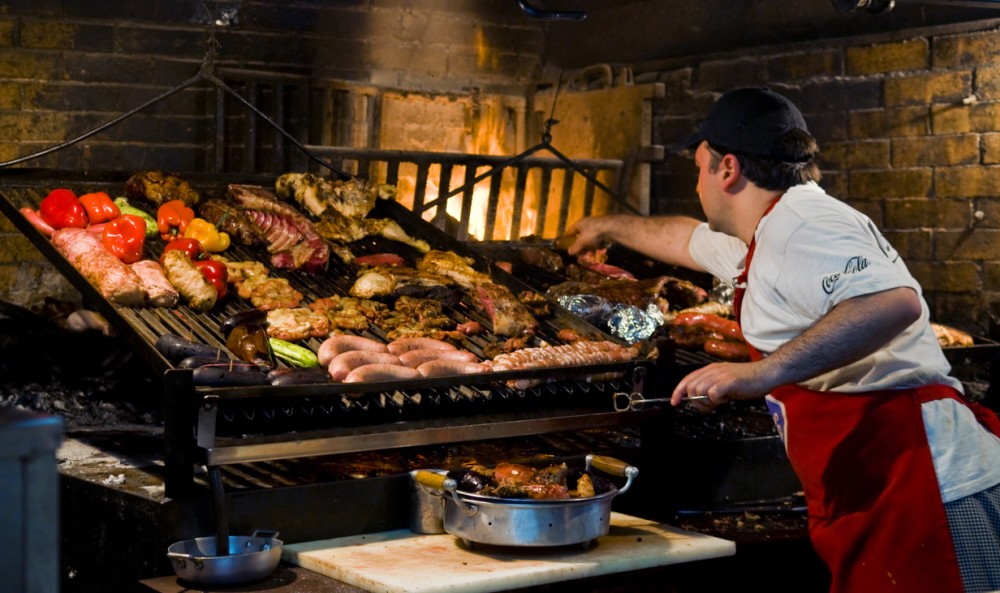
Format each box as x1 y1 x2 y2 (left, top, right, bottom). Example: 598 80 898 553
670 361 776 411
671 287 924 412
565 217 611 256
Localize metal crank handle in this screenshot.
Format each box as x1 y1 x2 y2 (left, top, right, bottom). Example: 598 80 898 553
612 392 708 412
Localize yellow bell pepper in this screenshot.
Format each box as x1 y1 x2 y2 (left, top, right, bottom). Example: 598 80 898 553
183 217 230 252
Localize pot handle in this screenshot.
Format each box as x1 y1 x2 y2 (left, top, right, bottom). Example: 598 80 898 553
441 478 479 517
586 454 639 495
412 470 447 491
251 529 279 540
250 530 280 551
167 552 205 571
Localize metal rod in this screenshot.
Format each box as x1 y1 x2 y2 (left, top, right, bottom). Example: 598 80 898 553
209 467 230 557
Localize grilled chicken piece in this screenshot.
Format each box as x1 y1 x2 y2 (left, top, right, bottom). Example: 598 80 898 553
275 172 329 217
276 173 390 219
235 275 304 310
361 218 430 253
265 307 331 341
125 170 200 207
349 265 458 302
416 250 491 289
309 295 387 331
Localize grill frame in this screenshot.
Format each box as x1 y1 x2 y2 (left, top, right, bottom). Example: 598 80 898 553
0 169 665 499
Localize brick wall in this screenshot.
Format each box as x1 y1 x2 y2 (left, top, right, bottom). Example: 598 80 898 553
2 2 998 334
0 0 544 310
648 20 1000 333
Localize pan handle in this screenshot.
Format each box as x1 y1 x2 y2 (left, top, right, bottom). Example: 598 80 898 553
440 478 480 517
167 552 204 571
586 454 639 495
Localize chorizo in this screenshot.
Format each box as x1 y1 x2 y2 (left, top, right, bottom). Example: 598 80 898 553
328 351 402 382
704 338 750 361
398 348 479 368
669 312 744 343
416 360 490 378
317 334 389 366
343 363 422 383
20 207 55 237
386 336 456 355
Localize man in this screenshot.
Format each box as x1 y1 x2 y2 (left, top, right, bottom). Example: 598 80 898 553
566 87 1000 593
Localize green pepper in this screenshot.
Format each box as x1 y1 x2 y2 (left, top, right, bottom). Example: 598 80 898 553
113 197 157 238
268 338 320 368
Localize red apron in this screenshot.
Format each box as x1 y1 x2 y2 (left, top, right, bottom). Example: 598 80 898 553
733 199 1000 592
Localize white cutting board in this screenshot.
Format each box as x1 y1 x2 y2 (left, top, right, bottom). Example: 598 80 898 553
283 513 735 593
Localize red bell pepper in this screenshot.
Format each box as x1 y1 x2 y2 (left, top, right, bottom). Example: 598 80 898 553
194 259 228 300
78 191 120 225
101 214 147 264
156 199 195 241
160 237 204 264
38 188 88 230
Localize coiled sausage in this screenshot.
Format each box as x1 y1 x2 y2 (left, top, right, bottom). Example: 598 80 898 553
317 335 389 366
328 351 402 382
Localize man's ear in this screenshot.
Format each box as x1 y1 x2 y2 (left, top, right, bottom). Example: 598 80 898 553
720 154 741 189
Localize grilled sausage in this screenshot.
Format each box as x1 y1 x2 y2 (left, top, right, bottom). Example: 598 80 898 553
328 351 402 382
161 250 216 312
416 360 490 378
386 337 456 355
130 260 179 308
398 348 479 368
704 338 750 361
670 312 743 342
343 363 422 383
317 334 389 366
20 207 55 237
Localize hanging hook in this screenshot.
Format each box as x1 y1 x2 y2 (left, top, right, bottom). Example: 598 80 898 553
517 0 586 21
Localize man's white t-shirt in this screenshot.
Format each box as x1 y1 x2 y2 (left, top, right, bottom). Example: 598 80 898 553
687 181 1000 502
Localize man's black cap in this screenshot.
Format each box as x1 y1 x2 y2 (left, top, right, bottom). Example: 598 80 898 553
679 87 810 161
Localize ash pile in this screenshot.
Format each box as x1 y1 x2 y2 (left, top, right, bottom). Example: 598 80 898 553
0 299 160 428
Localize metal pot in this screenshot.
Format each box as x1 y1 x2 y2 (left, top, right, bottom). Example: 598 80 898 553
166 530 282 586
415 454 638 548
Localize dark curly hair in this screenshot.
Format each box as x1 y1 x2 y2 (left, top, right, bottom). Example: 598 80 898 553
706 128 821 191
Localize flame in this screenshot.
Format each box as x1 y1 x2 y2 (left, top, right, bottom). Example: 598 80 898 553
395 99 535 241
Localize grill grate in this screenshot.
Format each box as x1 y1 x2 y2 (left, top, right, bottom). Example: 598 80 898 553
0 171 662 497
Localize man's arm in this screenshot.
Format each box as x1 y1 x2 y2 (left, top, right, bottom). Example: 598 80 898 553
566 215 706 272
670 286 924 408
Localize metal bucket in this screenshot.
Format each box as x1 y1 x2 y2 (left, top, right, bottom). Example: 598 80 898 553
409 469 447 534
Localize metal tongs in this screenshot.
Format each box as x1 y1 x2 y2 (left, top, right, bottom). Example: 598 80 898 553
613 391 708 412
